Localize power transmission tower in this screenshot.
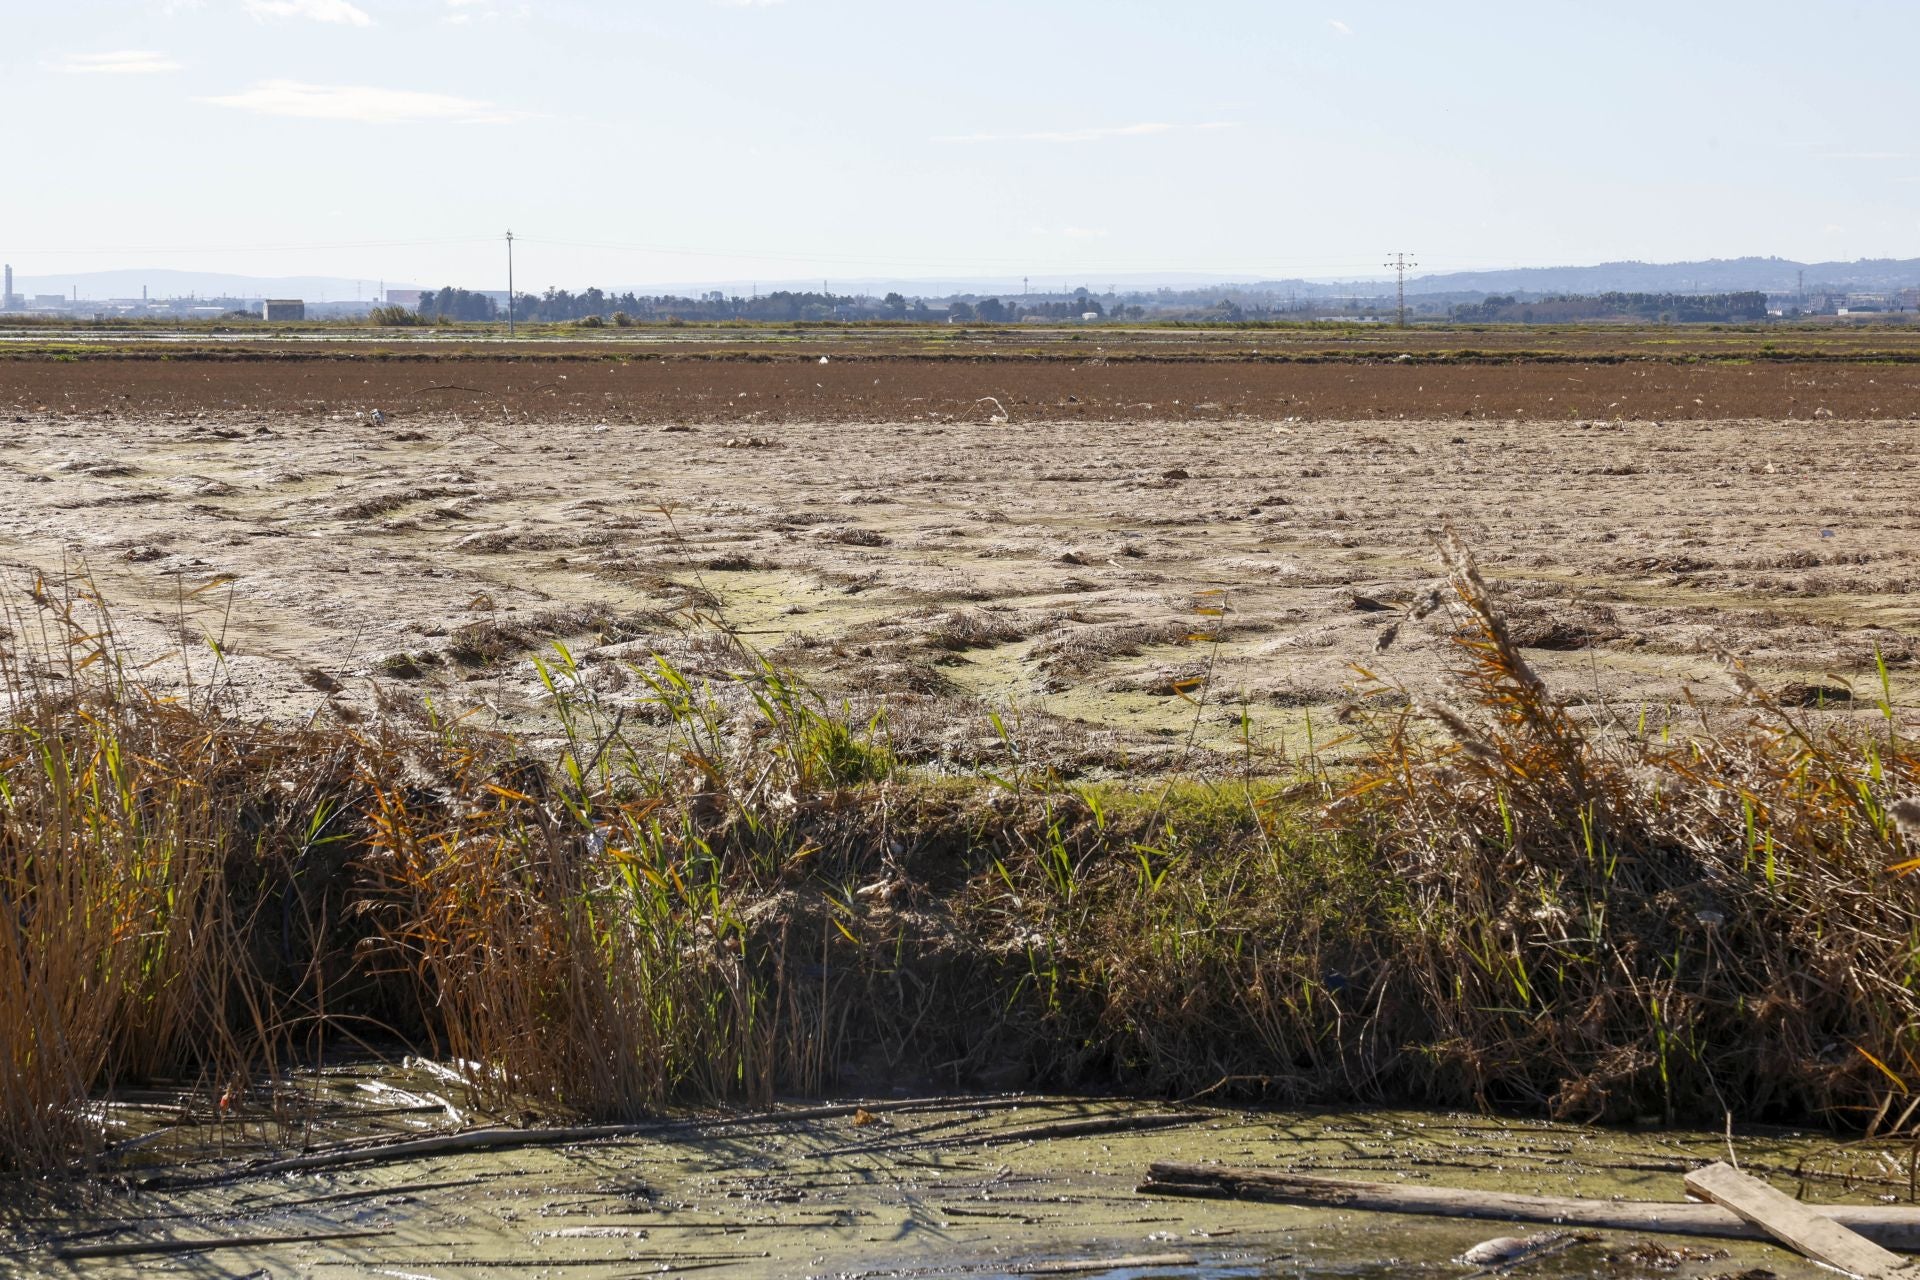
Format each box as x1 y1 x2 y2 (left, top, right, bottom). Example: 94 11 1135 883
505 230 516 336
1383 252 1417 328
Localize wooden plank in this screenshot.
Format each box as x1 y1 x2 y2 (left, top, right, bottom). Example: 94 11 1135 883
1138 1162 1920 1251
1684 1162 1912 1279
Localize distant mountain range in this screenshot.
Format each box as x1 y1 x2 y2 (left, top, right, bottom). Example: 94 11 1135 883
1390 257 1920 297
5 269 411 303
8 257 1918 303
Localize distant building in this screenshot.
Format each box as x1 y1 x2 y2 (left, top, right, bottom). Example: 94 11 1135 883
262 299 306 321
2 263 13 310
385 288 422 310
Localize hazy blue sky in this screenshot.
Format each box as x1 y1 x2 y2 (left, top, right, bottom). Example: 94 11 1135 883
13 1 1920 290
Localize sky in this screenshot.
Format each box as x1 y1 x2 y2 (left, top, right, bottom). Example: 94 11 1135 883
11 0 1920 292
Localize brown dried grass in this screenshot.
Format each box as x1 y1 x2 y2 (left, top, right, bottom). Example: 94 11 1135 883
3 542 1918 1173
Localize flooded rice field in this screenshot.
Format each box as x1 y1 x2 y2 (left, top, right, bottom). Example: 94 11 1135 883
6 1066 1892 1278
0 392 1910 770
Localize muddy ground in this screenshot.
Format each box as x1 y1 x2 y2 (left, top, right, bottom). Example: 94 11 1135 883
4 1075 1884 1279
11 345 1920 423
0 350 1913 765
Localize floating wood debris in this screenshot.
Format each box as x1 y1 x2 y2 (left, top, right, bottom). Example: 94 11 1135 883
139 1093 1062 1188
50 1229 393 1261
1684 1162 1915 1279
1136 1162 1920 1251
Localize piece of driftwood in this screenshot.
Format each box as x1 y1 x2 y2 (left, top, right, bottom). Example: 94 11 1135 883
895 1110 1210 1154
139 1093 1073 1188
50 1229 392 1260
1685 1162 1914 1278
1138 1162 1920 1250
139 1124 656 1188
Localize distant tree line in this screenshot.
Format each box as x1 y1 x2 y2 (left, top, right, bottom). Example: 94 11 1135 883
405 285 1203 325
410 286 928 324
1451 291 1769 323
413 287 500 322
392 284 1771 328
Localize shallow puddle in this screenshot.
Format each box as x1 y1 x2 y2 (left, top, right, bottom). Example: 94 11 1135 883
4 1069 1899 1278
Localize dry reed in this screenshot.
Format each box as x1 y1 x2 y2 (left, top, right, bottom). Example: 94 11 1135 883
2 544 1916 1173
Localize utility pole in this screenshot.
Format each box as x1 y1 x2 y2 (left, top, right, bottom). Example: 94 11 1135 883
1383 252 1416 328
505 230 516 336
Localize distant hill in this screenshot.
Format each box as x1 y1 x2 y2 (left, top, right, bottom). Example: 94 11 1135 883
7 269 411 302
1393 257 1920 297
9 258 1919 305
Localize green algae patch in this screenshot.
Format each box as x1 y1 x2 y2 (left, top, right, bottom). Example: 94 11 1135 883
8 1088 1874 1279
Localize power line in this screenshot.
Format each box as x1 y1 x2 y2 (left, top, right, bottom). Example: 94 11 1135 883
1383 252 1417 328
517 234 1461 277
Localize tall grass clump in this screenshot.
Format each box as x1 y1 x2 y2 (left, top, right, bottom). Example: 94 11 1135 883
0 582 368 1170
3 546 1918 1173
1340 528 1920 1123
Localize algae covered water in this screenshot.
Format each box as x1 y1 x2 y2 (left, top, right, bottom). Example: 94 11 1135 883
3 1067 1893 1277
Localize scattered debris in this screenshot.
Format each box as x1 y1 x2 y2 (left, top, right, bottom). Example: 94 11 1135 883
1458 1231 1593 1268
1137 1163 1920 1250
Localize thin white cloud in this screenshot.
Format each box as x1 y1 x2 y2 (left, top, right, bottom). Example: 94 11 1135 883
1826 151 1908 161
51 49 183 74
1328 18 1353 35
937 121 1237 145
243 0 373 26
441 0 521 22
200 80 523 123
709 0 786 6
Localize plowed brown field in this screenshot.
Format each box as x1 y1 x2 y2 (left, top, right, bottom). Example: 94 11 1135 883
7 349 1920 422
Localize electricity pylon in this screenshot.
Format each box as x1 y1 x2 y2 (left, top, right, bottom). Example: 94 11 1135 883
1384 252 1417 328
